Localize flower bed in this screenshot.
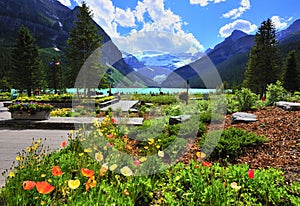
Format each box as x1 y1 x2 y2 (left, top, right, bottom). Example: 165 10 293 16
0 114 299 205
8 102 53 120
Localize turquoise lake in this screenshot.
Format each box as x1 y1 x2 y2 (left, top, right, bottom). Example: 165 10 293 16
66 88 217 94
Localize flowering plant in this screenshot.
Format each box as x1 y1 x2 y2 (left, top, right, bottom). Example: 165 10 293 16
8 102 53 114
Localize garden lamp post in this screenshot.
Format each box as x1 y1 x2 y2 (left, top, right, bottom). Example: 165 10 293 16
50 60 61 94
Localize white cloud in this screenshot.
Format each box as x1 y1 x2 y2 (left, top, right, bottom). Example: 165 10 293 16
115 8 136 27
219 19 257 38
57 0 72 6
222 0 250 19
271 16 293 30
70 0 204 54
189 0 226 7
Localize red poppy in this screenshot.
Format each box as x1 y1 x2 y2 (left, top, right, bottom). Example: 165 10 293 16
52 166 63 176
134 160 140 166
81 168 94 177
36 181 55 194
248 169 254 179
111 118 117 124
108 134 114 138
23 181 36 190
106 142 114 147
124 189 130 196
202 161 211 167
60 141 67 147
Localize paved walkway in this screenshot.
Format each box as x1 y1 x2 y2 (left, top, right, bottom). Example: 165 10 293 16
0 101 142 188
100 100 139 112
0 129 69 188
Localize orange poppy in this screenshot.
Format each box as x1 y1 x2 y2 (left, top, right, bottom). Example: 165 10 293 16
124 189 130 196
85 176 97 191
36 181 55 194
60 141 67 147
81 168 94 177
52 166 63 176
202 161 211 167
99 164 108 177
23 181 36 190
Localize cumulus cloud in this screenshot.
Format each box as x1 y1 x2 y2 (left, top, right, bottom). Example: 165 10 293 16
189 0 226 7
219 19 257 38
271 16 293 30
57 0 72 6
222 0 250 19
69 0 204 54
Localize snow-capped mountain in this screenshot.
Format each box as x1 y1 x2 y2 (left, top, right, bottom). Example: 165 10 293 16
123 51 204 83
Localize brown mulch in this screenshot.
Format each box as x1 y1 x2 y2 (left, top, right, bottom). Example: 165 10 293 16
179 106 300 183
225 106 300 183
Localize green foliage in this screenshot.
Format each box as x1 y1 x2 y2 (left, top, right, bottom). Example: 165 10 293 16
13 93 73 103
0 92 11 100
266 81 288 105
1 139 298 206
65 2 102 91
218 52 249 87
235 88 258 111
138 105 149 117
282 50 300 91
162 104 182 116
244 19 281 97
10 25 46 96
199 127 267 161
132 94 178 105
8 102 54 113
0 43 12 82
50 108 73 117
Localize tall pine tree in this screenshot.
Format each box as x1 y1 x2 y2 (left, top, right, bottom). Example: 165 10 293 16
11 26 45 96
282 50 300 91
244 19 281 98
65 1 102 95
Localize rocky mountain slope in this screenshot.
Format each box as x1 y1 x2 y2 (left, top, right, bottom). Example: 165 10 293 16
0 0 155 87
162 18 300 87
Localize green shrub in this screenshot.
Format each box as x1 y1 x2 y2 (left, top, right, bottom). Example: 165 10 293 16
132 94 177 105
235 88 258 111
199 127 267 161
162 105 182 116
0 92 11 100
266 81 288 105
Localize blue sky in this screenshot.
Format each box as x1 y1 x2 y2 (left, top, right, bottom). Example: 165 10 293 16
58 0 300 54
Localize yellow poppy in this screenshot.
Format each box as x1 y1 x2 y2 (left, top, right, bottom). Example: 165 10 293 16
68 179 80 189
120 166 133 176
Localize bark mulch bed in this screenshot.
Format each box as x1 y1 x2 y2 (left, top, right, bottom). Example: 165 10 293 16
179 106 300 183
225 106 300 183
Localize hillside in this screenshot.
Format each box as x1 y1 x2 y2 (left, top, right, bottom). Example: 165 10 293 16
163 18 300 88
0 0 155 87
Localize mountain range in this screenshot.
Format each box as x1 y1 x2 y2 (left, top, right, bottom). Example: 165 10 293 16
1 0 300 88
161 19 300 88
0 0 155 87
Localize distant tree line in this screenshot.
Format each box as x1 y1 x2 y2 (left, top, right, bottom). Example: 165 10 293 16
0 1 104 96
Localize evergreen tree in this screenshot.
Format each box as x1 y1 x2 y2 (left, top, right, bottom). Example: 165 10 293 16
10 25 45 96
0 41 12 90
282 50 300 91
65 1 102 95
244 19 281 98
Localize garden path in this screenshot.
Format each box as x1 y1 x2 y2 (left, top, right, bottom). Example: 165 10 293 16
0 129 69 188
100 100 139 112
